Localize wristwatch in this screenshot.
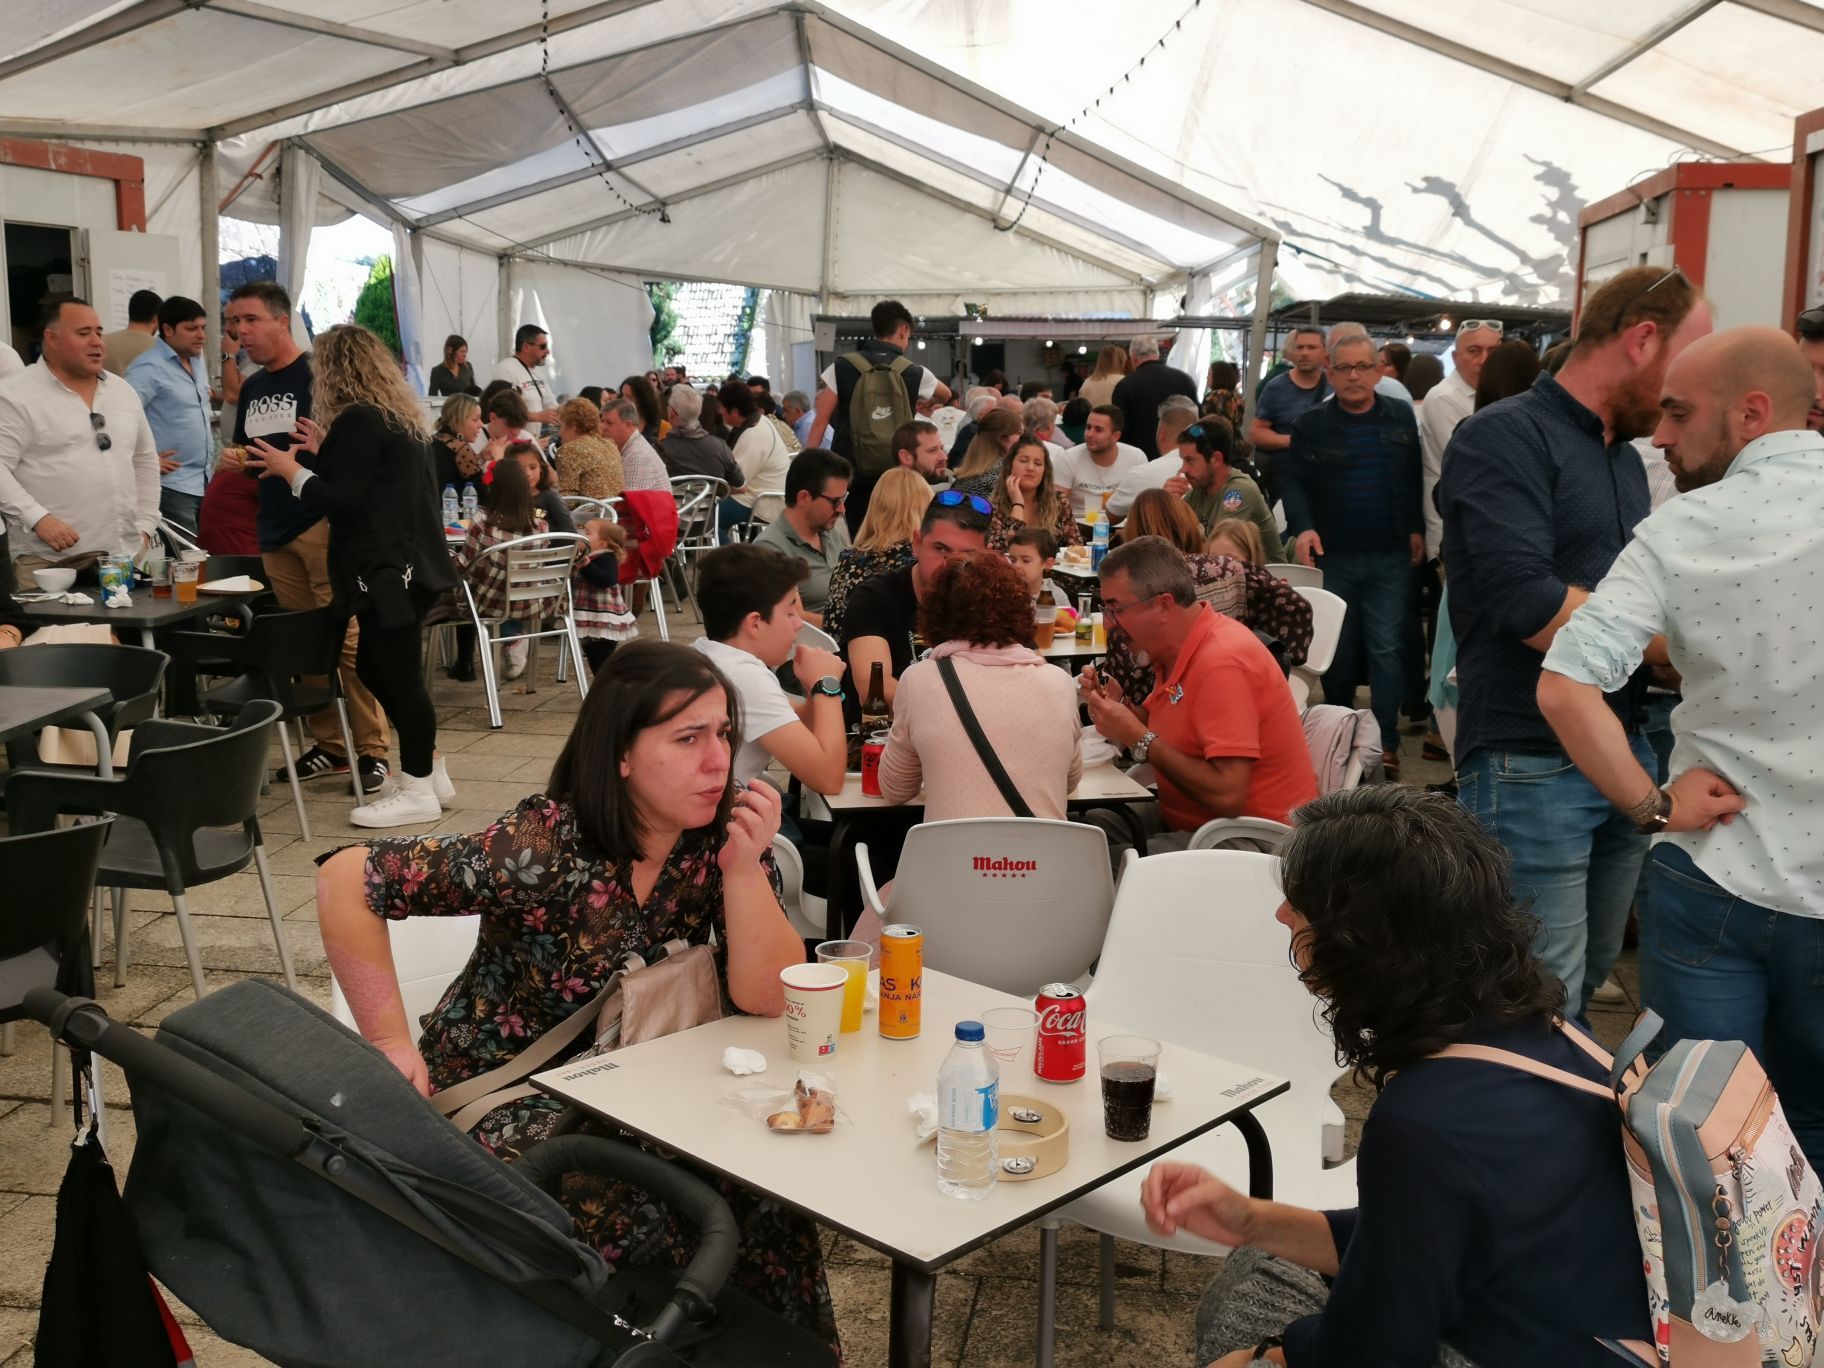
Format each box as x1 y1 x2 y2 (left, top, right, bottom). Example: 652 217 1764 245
811 676 843 700
1629 787 1672 835
1130 730 1158 763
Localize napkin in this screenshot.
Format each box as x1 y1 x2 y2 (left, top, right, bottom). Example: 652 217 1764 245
102 587 133 609
30 591 94 605
199 574 261 593
907 1091 938 1141
1154 1069 1175 1102
1080 725 1118 768
721 1047 768 1076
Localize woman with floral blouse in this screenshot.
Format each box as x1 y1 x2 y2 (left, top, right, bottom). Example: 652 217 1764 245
315 641 835 1347
985 434 1082 555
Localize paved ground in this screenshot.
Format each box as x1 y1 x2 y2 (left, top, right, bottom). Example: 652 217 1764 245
0 605 1647 1366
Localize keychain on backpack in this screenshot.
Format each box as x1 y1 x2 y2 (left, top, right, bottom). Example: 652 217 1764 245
1691 1186 1759 1344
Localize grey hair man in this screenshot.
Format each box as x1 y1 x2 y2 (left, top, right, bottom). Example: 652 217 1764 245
1419 319 1504 557
660 383 746 488
1113 334 1198 460
1329 322 1413 408
1024 396 1066 455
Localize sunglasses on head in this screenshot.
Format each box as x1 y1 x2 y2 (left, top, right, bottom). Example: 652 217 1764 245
1458 319 1504 336
934 489 992 517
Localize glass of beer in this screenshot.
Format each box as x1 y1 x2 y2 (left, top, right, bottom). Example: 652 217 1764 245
1033 603 1059 650
1098 1035 1161 1141
815 940 872 1033
171 559 201 604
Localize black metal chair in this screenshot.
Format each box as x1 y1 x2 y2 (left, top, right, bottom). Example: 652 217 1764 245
163 606 363 837
0 642 166 775
7 699 293 1001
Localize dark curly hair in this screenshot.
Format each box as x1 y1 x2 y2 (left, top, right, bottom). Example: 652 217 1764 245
918 551 1035 650
1279 785 1564 1090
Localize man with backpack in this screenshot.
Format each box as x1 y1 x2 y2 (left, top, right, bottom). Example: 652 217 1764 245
806 299 949 533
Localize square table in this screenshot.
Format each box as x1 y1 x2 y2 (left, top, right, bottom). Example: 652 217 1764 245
0 684 116 776
534 968 1285 1368
23 590 261 650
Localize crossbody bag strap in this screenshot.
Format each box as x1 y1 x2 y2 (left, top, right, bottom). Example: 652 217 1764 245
431 984 614 1120
935 654 1034 818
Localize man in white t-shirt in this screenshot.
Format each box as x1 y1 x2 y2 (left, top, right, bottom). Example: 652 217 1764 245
1053 403 1145 519
692 544 850 806
488 324 559 426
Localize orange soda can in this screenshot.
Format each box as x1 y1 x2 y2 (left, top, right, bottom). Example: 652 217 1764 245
879 925 923 1039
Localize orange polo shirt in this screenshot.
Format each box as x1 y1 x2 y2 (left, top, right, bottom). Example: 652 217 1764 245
1143 605 1318 829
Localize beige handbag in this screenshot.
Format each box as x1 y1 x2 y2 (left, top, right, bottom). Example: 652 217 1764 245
432 939 722 1134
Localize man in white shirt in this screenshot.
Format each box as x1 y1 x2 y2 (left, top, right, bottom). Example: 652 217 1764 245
692 544 849 811
488 324 558 426
1054 404 1146 520
0 342 22 381
1106 395 1199 518
920 394 966 452
0 298 160 588
1417 320 1501 559
1538 327 1824 1162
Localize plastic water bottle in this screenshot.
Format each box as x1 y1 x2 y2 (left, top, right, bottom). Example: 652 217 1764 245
936 1021 999 1199
441 484 459 527
461 485 479 523
1091 513 1110 570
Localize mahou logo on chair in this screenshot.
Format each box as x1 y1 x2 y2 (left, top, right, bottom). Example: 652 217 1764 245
972 856 1038 878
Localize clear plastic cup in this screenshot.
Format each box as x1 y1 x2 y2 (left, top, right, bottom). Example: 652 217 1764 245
1098 1035 1161 1141
171 559 201 604
980 1006 1039 1078
815 939 872 1034
1034 603 1059 650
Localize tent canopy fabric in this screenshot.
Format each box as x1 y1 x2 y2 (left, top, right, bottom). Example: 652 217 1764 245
6 0 1824 316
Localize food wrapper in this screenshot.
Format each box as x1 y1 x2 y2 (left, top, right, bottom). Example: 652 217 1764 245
721 1047 768 1076
726 1070 837 1134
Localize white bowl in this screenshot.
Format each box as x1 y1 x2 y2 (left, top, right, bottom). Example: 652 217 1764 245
33 568 77 593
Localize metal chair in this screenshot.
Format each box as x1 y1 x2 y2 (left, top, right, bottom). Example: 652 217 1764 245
1266 561 1324 589
7 700 295 1001
156 516 204 558
733 490 786 543
670 475 728 615
603 496 670 644
1186 816 1292 852
444 532 591 729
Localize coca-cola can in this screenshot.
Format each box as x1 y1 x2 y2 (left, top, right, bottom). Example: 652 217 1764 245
1034 983 1086 1082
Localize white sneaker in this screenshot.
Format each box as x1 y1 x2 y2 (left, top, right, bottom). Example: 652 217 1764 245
504 638 529 680
431 754 457 806
1590 975 1627 1005
349 772 441 829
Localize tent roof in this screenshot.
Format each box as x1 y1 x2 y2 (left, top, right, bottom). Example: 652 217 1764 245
5 1 1824 305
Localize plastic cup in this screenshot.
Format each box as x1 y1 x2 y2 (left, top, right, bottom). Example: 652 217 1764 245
980 1006 1038 1078
1098 1035 1161 1141
816 940 872 1033
147 555 171 598
780 962 848 1062
171 559 200 604
1091 612 1106 650
1034 603 1059 649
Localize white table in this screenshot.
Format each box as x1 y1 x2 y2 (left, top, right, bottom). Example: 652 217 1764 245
1039 633 1106 663
534 969 1285 1368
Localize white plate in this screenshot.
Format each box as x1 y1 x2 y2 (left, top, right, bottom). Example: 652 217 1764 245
198 577 265 594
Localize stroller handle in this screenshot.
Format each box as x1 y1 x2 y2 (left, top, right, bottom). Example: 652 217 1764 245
514 1133 740 1336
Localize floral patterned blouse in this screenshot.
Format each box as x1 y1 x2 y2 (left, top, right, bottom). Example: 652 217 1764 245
986 494 1083 555
821 541 914 643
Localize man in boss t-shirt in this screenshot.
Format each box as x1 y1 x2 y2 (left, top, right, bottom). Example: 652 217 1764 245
1081 537 1316 847
223 281 391 793
807 299 949 534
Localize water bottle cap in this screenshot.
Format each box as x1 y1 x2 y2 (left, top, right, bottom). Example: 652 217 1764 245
955 1020 984 1042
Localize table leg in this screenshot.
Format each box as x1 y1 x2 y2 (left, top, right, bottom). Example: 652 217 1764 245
1036 1221 1061 1368
1232 1108 1275 1199
138 627 156 650
78 710 112 779
827 814 853 941
888 1260 937 1368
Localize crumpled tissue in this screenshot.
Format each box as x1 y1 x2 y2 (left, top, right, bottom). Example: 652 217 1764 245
37 591 94 605
1154 1069 1175 1102
721 1047 768 1076
907 1092 938 1142
101 586 133 609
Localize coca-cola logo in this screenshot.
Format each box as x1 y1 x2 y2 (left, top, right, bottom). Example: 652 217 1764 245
972 856 1038 878
1038 1005 1085 1036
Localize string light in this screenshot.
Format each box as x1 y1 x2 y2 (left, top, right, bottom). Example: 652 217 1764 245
540 0 668 224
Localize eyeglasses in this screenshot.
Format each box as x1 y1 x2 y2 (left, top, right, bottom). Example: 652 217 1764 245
934 489 992 517
1100 590 1166 623
89 411 111 453
815 490 848 509
1330 362 1378 376
1798 306 1824 342
1595 266 1685 336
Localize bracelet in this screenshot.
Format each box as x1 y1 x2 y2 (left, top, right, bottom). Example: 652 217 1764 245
1623 785 1670 833
1252 1334 1284 1361
1011 501 1024 508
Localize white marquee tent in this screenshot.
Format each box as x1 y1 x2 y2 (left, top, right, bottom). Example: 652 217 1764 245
5 0 1824 390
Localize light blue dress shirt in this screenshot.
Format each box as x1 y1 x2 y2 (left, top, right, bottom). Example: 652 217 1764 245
126 337 213 497
1545 427 1824 918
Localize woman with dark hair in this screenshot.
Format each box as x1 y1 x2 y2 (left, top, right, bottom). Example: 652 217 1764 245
700 386 731 443
879 552 1081 821
498 439 577 535
719 380 791 540
452 455 563 683
1058 395 1091 445
1474 338 1543 410
313 641 835 1346
1203 359 1244 432
620 373 664 446
985 434 1081 554
428 335 475 396
1403 352 1445 403
1147 786 1649 1368
947 405 1025 497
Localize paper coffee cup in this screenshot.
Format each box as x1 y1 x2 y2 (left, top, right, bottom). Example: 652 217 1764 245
781 962 848 1062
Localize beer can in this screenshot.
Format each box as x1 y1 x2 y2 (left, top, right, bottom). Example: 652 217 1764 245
879 925 923 1039
860 731 887 797
1034 983 1087 1082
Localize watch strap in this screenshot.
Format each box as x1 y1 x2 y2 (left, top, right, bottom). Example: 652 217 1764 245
811 676 843 698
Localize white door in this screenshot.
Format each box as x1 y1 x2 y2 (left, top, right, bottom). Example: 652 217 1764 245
80 228 183 329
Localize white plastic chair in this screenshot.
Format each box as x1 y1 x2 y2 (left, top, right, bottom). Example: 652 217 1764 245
441 532 591 729
329 914 481 1034
770 833 829 941
1293 585 1345 675
855 818 1115 996
1186 816 1292 852
1266 561 1324 589
1036 849 1356 1359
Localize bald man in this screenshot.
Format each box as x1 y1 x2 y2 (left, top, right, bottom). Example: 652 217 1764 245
1538 325 1824 1164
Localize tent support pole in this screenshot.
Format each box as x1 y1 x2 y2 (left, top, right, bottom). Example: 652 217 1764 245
199 143 221 393
498 256 515 360
1241 238 1278 434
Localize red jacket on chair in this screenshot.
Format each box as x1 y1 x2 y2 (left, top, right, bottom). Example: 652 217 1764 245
615 490 679 585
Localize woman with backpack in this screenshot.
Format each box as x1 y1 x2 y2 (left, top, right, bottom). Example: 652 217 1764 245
1147 785 1651 1367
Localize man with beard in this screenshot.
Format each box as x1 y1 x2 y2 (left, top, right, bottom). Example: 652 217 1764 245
1537 327 1824 1162
1438 265 1711 1021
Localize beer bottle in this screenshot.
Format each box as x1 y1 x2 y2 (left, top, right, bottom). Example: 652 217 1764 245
861 661 891 735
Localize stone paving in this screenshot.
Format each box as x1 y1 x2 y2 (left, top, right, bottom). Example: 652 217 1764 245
0 610 1647 1366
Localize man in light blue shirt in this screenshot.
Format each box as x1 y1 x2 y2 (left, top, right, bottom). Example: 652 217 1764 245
125 295 213 533
1538 326 1824 1163
783 389 832 450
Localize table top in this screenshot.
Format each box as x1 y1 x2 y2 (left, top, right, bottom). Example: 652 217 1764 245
534 969 1286 1272
22 591 253 630
1040 634 1106 661
0 685 112 744
820 760 1149 813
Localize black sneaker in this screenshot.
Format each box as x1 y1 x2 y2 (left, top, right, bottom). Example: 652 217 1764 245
358 756 390 793
281 746 350 785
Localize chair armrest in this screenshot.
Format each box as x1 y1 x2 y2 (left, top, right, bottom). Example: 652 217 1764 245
855 841 887 920
5 768 123 833
126 718 218 767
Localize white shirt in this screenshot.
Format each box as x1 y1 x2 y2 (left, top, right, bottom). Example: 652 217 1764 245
818 361 939 403
1419 369 1475 558
0 359 160 560
1106 454 1182 519
1053 441 1146 519
693 638 800 786
1544 427 1824 918
730 418 792 520
0 343 22 380
925 403 966 450
489 355 556 418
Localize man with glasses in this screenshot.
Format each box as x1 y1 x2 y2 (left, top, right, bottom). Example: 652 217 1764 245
1439 264 1712 1021
1079 535 1316 851
489 325 558 429
754 449 853 627
0 296 159 589
1280 333 1425 774
1419 318 1503 561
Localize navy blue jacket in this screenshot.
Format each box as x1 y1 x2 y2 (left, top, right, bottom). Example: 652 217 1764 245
1279 393 1423 555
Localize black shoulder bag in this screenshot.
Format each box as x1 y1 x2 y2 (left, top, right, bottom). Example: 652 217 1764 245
934 655 1034 818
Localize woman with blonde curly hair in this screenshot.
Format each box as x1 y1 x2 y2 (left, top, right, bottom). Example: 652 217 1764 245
247 324 458 829
821 467 934 641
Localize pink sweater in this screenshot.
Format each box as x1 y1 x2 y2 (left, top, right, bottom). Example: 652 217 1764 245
878 646 1083 822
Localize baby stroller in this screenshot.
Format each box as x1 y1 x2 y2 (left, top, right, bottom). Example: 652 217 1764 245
24 980 836 1368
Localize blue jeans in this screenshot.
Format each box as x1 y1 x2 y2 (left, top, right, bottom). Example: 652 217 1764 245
1456 738 1654 1020
1319 547 1411 750
159 486 202 534
1642 843 1824 1168
718 497 754 544
1631 691 1678 927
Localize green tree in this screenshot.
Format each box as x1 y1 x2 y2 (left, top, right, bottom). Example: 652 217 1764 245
647 280 680 365
352 254 401 354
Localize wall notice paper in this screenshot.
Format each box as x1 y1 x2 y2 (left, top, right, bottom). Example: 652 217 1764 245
108 270 168 331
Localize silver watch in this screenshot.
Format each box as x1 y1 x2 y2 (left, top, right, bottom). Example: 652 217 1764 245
1131 730 1158 763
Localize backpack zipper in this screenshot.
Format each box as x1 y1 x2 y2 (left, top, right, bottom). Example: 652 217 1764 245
1657 1040 1714 1293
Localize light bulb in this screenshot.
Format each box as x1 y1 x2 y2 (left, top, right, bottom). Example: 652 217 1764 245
1077 345 1088 354
1045 339 1055 347
916 340 927 350
973 336 984 346
1439 317 1454 332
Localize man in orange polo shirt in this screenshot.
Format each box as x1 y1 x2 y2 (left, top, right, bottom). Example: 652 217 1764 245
1081 536 1317 849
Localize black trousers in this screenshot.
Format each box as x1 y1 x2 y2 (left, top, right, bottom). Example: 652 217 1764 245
351 606 437 777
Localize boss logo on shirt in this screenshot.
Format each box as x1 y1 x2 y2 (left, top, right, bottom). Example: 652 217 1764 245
243 393 300 440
